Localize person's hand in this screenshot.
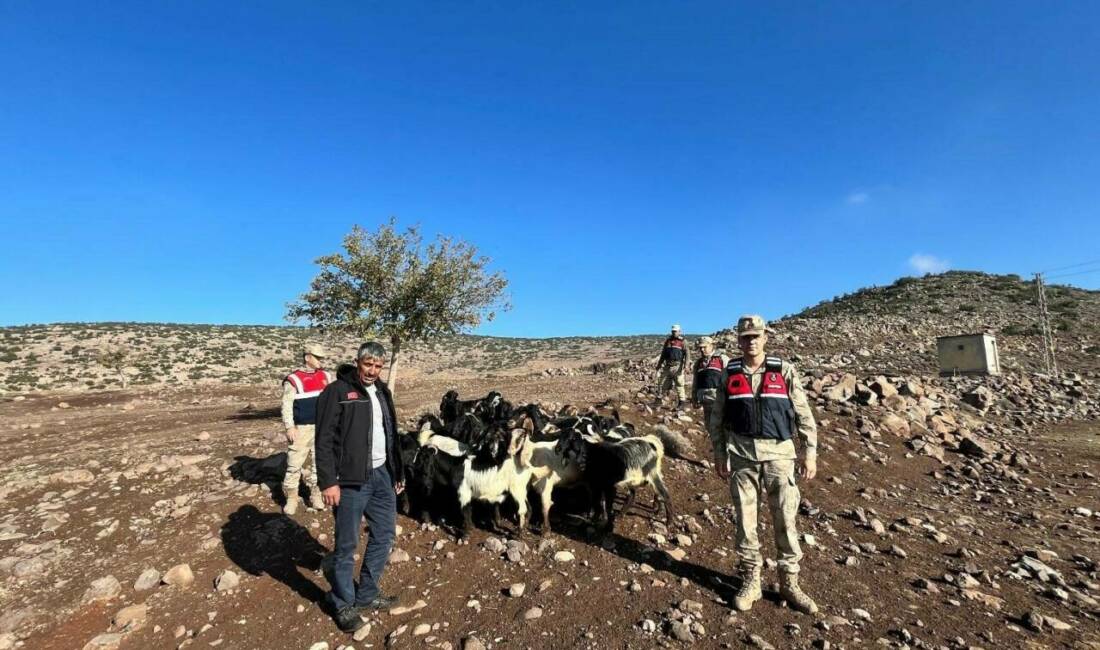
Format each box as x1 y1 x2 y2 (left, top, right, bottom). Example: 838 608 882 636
395 481 405 495
715 454 730 480
322 485 341 507
799 457 818 481
285 427 298 444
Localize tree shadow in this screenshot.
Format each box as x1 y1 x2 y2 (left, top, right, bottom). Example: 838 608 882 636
221 504 329 605
228 453 287 486
226 406 282 422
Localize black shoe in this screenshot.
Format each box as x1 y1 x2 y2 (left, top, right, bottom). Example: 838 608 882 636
333 606 367 633
355 593 399 612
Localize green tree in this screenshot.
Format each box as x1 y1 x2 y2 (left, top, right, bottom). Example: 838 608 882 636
96 345 131 389
286 220 509 391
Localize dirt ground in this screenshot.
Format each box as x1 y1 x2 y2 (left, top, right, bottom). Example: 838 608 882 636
2 372 1099 650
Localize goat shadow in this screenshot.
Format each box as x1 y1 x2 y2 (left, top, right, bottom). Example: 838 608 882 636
551 499 746 606
220 504 329 605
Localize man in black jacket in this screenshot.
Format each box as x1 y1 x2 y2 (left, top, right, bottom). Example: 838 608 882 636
315 341 406 633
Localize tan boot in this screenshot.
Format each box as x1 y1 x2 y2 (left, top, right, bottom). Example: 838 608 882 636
779 572 819 615
283 498 299 515
307 491 325 511
733 567 762 611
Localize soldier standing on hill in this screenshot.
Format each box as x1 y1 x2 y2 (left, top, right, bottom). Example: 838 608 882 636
654 324 688 409
692 335 729 438
280 343 333 515
707 315 820 615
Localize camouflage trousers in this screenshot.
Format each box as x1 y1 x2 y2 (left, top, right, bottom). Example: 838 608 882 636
658 367 686 401
282 424 318 497
728 455 803 574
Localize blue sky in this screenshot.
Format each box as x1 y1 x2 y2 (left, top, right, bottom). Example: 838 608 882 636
2 2 1098 336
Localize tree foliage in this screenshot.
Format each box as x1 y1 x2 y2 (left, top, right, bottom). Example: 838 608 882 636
286 220 510 389
96 345 130 389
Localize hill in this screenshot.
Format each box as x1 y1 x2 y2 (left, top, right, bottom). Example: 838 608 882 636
0 324 663 394
715 271 1100 377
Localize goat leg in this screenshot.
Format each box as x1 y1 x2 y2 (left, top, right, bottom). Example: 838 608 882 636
620 487 640 516
653 475 674 527
458 502 474 539
602 485 618 533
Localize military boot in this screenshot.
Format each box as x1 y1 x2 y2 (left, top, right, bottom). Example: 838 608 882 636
307 491 325 510
779 572 819 615
733 567 762 611
283 497 299 515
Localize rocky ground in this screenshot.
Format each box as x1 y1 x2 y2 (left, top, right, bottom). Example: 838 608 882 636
2 271 1099 649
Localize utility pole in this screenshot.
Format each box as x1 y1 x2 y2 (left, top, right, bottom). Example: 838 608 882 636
1034 273 1058 376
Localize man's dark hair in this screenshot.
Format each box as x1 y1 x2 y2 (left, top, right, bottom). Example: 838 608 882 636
357 341 386 360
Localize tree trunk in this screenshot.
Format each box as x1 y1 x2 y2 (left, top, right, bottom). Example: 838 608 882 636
117 367 129 389
387 337 402 394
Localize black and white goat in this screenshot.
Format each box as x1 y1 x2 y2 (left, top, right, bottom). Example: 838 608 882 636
406 423 533 538
553 428 674 533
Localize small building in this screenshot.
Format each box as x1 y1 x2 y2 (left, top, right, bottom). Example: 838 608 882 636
936 333 1001 376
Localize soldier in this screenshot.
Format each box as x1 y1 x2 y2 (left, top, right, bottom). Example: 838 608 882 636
691 335 729 439
281 343 334 515
654 324 688 409
707 315 820 615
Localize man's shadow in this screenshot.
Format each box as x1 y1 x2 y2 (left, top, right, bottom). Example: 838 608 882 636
221 504 329 605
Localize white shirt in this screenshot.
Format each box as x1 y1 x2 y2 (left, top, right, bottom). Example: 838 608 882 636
365 384 387 468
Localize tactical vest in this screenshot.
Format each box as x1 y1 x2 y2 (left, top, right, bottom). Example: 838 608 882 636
661 336 686 363
285 369 330 425
693 354 725 404
722 356 795 441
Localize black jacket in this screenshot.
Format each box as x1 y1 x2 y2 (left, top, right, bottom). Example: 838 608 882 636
314 364 404 490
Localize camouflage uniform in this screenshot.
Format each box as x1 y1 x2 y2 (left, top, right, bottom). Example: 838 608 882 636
692 336 729 441
656 326 688 405
281 344 333 512
707 357 817 574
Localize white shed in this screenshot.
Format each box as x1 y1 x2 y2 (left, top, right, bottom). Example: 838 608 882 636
936 333 1001 376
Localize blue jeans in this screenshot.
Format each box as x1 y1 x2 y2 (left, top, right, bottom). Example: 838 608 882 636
327 465 397 610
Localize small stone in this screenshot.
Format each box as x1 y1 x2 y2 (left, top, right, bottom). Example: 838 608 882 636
413 623 431 636
162 563 194 588
353 623 373 641
307 643 329 650
389 549 410 563
553 551 575 563
82 633 123 650
83 576 122 603
112 604 148 632
134 568 161 591
461 636 487 650
214 570 239 592
522 607 543 621
388 599 427 616
670 621 695 643
173 625 186 639
482 537 506 553
195 431 211 441
508 583 526 598
851 608 872 622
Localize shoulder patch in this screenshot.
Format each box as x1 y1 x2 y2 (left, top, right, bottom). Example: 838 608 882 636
765 356 783 371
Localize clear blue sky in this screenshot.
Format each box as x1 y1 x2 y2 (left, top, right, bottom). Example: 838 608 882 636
2 2 1098 336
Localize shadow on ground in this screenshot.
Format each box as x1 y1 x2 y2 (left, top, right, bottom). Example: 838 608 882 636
221 504 330 605
228 453 288 485
227 406 282 421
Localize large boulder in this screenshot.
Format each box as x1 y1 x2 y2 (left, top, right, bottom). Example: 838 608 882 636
870 376 899 399
823 374 858 403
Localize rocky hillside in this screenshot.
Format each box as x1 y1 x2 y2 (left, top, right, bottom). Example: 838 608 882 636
0 324 664 394
715 271 1100 377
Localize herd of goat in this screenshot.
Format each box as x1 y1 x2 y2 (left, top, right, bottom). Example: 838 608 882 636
395 390 692 538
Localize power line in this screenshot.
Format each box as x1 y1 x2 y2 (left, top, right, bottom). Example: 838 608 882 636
1039 258 1100 274
1047 267 1100 281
